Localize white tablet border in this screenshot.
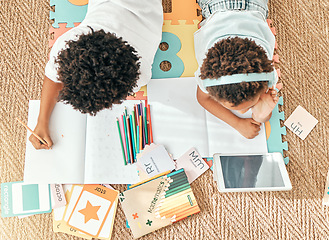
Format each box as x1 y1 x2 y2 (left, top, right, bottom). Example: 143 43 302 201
213 152 292 192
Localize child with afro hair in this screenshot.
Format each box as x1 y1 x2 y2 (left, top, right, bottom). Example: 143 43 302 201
29 0 163 149
195 0 282 139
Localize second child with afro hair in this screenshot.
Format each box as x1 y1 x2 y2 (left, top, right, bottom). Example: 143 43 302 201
29 0 163 150
195 0 282 139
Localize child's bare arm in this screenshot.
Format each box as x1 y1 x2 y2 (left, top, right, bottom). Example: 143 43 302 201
252 83 282 123
196 87 261 139
29 76 63 150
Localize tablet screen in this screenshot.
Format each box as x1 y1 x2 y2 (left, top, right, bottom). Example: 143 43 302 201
220 154 285 188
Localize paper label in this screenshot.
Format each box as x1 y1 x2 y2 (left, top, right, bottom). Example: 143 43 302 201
137 144 175 178
175 148 209 183
50 184 67 209
284 105 318 140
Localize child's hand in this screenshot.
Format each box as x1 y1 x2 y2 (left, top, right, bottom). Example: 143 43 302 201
236 118 262 139
29 123 53 150
252 83 283 123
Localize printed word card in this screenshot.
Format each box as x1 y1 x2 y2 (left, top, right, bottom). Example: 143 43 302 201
175 147 209 183
284 105 318 140
1 182 52 217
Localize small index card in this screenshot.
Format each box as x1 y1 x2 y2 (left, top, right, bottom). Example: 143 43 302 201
284 105 318 140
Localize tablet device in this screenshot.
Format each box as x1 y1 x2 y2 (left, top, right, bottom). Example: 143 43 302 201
213 152 292 192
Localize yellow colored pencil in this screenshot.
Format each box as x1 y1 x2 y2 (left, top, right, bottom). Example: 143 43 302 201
16 118 48 146
156 197 197 216
129 170 171 189
156 199 198 219
157 193 195 210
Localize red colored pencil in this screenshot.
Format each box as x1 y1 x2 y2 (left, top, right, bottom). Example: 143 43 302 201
148 104 153 143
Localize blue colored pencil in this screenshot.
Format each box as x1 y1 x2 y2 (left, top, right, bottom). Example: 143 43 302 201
129 115 136 162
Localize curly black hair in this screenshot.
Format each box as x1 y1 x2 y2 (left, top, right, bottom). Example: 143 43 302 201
56 28 140 115
200 37 273 106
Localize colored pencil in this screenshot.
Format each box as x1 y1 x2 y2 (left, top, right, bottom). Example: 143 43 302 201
158 190 194 205
126 116 134 163
131 111 137 152
165 183 191 198
16 118 48 146
170 205 200 220
165 178 189 191
139 115 142 150
123 114 131 164
120 115 128 162
163 173 188 184
116 118 127 165
159 200 198 220
157 193 195 210
139 103 145 147
124 106 128 116
128 115 136 162
156 199 197 219
167 169 184 177
129 170 171 189
160 188 192 200
136 125 139 153
146 104 151 143
144 106 148 144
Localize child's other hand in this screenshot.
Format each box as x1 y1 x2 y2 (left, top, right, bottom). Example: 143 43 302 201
236 118 261 139
29 123 53 150
252 83 283 123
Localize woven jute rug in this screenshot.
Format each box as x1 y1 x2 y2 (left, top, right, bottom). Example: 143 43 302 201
1 0 329 239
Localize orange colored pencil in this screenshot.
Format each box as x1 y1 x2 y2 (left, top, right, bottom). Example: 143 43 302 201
171 208 200 223
156 199 198 219
170 205 200 222
16 118 48 146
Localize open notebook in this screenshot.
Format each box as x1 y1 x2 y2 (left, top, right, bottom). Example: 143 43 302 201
24 100 140 184
147 77 268 159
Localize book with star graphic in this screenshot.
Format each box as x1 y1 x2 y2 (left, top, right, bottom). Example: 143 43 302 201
66 184 119 238
119 169 200 239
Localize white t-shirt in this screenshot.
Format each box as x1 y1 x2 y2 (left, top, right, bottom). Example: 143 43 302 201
45 0 163 92
194 11 275 93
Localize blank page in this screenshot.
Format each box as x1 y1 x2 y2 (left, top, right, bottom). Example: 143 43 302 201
84 101 140 184
206 110 268 156
24 101 87 183
147 78 209 158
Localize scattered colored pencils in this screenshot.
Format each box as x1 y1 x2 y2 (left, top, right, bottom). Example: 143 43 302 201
116 101 153 165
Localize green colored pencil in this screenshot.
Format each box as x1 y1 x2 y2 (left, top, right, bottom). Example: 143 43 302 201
116 118 127 165
165 183 191 197
144 106 148 144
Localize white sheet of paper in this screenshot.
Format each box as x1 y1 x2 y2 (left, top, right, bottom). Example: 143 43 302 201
83 101 140 184
24 100 139 184
24 101 87 183
147 78 209 158
147 78 268 159
206 109 268 155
